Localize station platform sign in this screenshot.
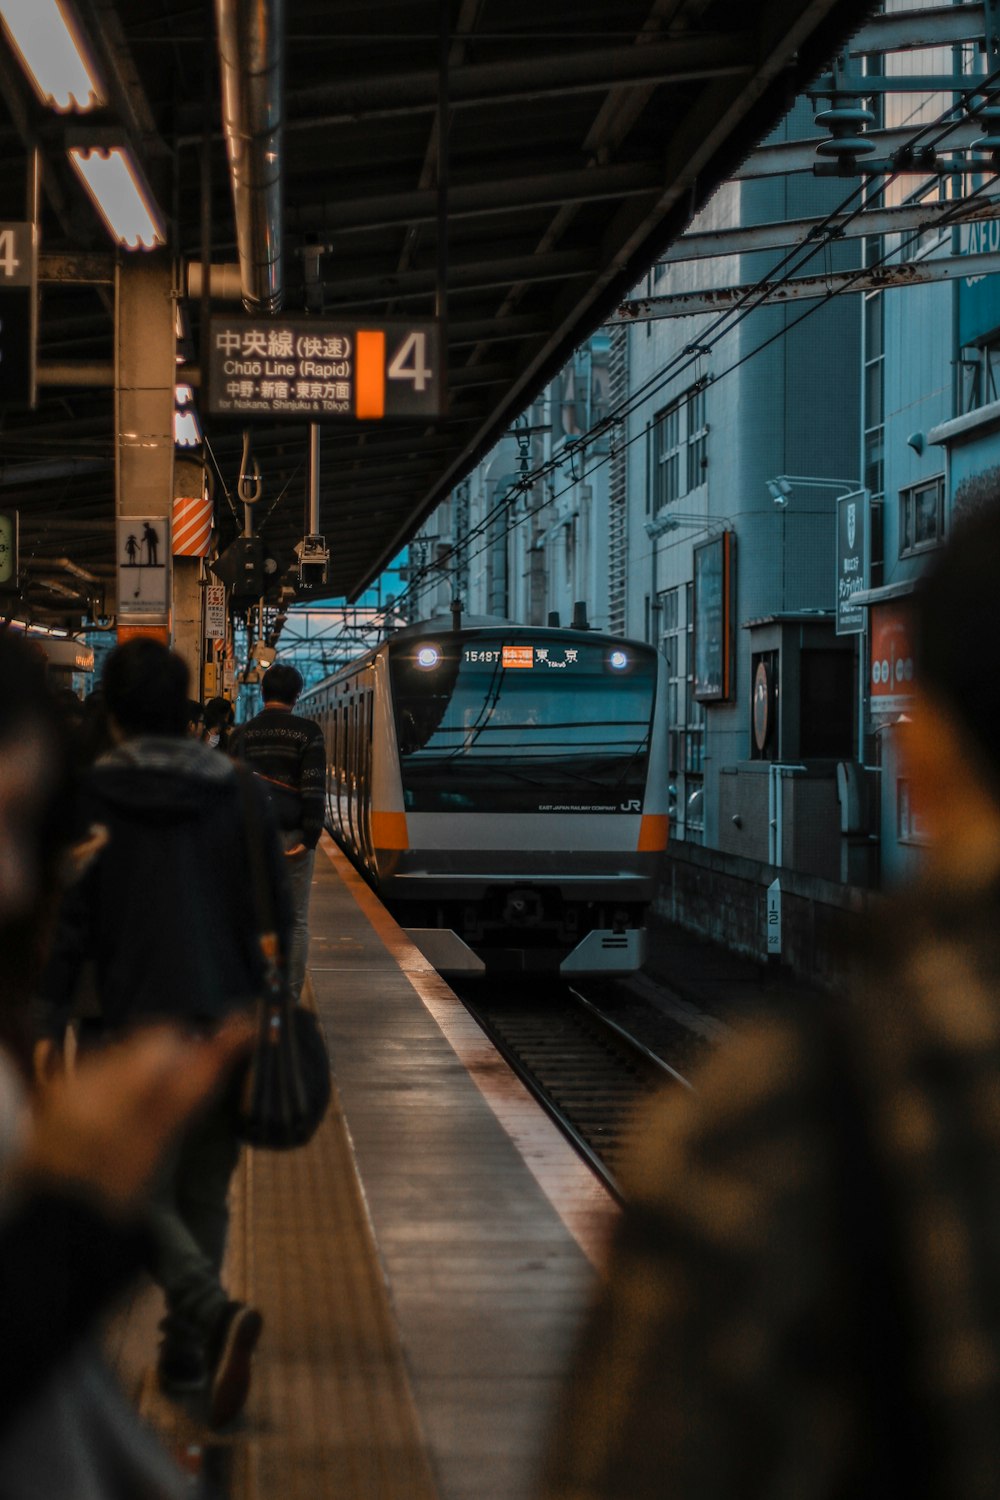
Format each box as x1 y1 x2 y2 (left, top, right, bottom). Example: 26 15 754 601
206 316 444 420
0 222 36 407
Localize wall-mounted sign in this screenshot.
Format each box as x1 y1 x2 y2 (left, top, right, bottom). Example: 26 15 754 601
117 516 170 620
206 317 445 420
0 509 18 592
752 658 773 753
0 223 36 407
693 531 734 702
869 600 915 716
835 491 867 636
204 582 226 640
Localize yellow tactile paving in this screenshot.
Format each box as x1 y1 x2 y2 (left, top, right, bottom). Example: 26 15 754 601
108 977 440 1500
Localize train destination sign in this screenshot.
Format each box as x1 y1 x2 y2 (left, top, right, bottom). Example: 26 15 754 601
207 316 444 420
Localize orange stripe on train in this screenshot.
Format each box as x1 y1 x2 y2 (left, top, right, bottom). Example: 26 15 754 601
637 814 669 851
371 811 409 849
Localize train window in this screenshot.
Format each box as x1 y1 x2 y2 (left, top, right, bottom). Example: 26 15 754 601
390 637 657 814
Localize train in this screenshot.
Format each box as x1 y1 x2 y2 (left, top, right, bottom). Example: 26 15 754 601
300 618 669 976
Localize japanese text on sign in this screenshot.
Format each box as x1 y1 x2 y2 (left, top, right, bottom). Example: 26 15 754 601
207 317 444 420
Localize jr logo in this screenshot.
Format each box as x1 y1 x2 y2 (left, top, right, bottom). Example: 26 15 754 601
620 799 641 812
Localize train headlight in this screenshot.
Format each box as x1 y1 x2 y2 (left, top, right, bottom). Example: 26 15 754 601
416 645 440 669
608 649 629 671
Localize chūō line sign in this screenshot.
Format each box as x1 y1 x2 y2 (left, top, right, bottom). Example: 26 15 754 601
206 317 445 420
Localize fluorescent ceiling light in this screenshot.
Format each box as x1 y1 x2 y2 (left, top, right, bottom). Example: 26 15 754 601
0 0 104 111
68 146 165 249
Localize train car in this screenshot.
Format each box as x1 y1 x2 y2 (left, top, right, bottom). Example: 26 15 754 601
300 618 668 976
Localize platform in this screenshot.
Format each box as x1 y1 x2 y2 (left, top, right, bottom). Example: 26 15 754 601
109 834 617 1499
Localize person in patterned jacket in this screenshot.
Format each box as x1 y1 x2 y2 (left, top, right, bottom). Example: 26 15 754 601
540 498 1000 1500
230 662 326 998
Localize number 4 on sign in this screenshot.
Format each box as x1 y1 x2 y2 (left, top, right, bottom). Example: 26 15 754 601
0 231 20 279
387 331 432 391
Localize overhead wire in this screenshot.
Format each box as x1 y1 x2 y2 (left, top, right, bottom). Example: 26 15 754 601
385 69 1000 621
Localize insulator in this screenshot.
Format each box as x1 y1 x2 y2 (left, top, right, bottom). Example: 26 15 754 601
815 136 878 158
815 104 876 132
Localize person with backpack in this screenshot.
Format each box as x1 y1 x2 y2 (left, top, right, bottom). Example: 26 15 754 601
36 639 290 1427
229 663 326 1000
539 499 1000 1500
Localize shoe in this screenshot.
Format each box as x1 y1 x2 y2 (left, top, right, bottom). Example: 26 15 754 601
157 1344 207 1395
207 1301 263 1427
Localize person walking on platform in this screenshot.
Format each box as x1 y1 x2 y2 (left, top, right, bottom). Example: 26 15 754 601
540 498 1000 1500
36 639 291 1428
230 662 326 1000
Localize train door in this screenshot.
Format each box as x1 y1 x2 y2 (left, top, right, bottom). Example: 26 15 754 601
332 701 344 837
358 688 376 871
344 690 359 857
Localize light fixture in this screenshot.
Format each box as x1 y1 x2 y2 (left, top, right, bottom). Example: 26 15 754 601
174 384 202 448
67 144 166 249
766 478 792 507
608 649 629 671
0 0 104 111
416 645 440 669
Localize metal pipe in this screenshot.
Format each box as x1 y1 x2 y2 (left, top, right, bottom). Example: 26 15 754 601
215 0 284 314
308 424 320 534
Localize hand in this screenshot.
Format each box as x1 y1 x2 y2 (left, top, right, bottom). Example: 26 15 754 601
19 1017 254 1217
284 842 307 858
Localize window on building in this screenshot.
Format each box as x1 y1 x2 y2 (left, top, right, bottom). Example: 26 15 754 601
899 476 945 558
897 777 929 845
652 400 681 510
958 338 1000 414
651 382 709 511
686 385 708 491
659 583 703 842
799 650 853 758
863 291 884 504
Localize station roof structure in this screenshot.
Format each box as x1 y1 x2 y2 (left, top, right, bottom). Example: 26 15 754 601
0 0 876 621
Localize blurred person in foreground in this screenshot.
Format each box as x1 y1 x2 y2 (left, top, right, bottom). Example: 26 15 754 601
540 499 1000 1500
37 638 291 1427
0 630 253 1437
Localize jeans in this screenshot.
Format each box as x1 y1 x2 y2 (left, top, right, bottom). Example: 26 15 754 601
282 830 316 1000
144 1089 241 1353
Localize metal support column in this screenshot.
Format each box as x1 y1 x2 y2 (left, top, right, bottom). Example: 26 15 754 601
114 253 176 640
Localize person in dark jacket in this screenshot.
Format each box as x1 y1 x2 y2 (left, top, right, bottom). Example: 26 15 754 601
38 638 291 1427
230 662 326 998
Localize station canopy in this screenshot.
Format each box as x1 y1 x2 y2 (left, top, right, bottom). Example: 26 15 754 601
0 0 875 621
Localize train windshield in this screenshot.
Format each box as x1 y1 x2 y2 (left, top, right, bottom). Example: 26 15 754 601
390 637 657 813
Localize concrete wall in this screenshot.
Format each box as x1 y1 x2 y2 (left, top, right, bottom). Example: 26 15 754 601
654 839 873 989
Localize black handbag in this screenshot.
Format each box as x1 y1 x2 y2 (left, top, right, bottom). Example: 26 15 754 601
234 770 331 1149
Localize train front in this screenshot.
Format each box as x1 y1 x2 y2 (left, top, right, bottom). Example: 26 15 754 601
374 627 668 976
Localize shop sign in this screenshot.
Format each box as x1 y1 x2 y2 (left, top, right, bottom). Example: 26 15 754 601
869 600 915 715
835 491 867 636
693 531 734 701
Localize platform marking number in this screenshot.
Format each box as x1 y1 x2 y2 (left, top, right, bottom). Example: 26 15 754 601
0 231 20 280
388 330 432 392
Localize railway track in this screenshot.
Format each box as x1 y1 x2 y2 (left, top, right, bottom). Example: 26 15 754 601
459 981 691 1200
